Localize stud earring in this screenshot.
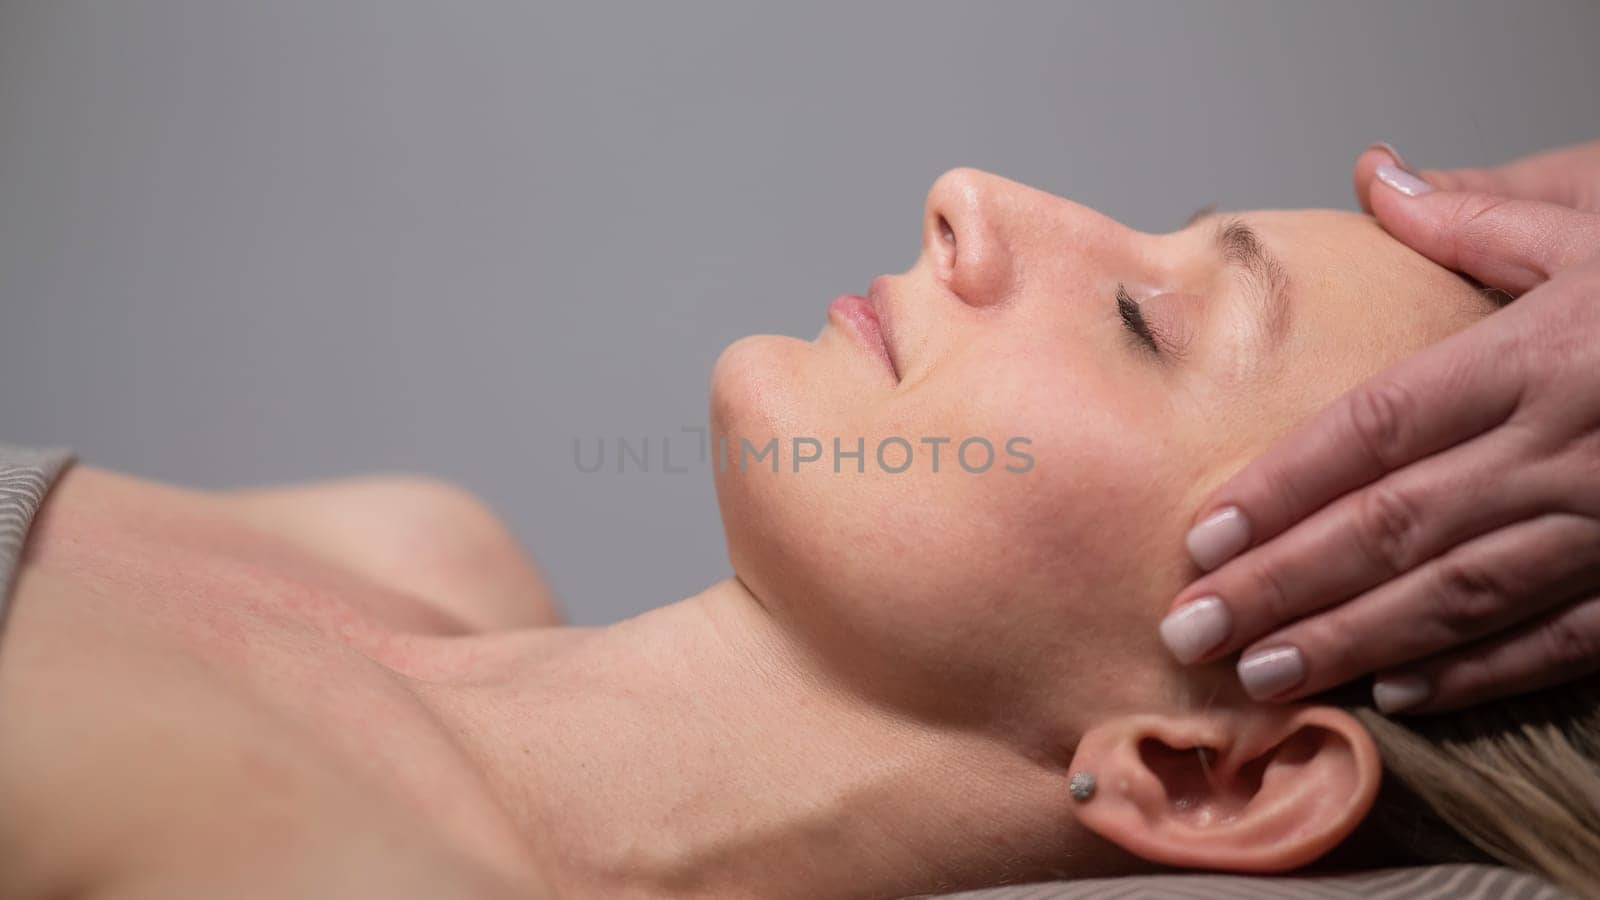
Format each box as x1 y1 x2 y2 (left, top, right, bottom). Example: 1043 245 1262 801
1068 771 1096 802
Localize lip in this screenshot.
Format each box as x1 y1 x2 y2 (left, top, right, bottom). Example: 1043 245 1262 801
828 288 900 381
868 276 902 380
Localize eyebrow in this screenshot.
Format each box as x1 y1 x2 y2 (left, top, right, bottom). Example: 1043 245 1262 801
1186 209 1293 348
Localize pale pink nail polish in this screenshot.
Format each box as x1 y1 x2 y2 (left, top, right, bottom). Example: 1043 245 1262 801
1373 673 1430 714
1366 141 1418 175
1375 163 1433 198
1159 596 1232 664
1238 646 1305 699
1185 506 1250 571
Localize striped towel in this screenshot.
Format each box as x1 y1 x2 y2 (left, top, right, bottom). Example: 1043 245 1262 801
915 863 1572 899
0 442 75 626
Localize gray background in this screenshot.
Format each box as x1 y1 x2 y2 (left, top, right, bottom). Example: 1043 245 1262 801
1 1 1595 625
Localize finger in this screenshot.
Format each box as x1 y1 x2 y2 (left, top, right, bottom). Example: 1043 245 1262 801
1428 139 1600 212
1372 589 1600 716
1416 165 1572 203
1369 175 1600 294
1352 146 1530 216
1353 138 1600 213
1165 424 1547 665
1233 513 1600 702
1178 301 1528 575
1354 143 1410 215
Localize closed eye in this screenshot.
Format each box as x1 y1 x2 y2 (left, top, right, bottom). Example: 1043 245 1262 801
1117 284 1160 356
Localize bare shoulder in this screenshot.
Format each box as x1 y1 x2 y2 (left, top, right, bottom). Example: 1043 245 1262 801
0 472 562 899
0 564 553 900
218 474 566 631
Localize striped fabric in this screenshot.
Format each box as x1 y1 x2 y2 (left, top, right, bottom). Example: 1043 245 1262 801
0 442 75 626
917 864 1572 899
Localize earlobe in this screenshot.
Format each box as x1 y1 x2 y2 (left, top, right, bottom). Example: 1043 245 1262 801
1067 705 1381 873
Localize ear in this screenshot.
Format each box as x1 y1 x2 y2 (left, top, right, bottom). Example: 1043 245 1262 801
1067 704 1381 873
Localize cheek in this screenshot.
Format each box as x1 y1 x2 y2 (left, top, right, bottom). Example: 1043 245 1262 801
715 338 1199 717
954 359 1188 591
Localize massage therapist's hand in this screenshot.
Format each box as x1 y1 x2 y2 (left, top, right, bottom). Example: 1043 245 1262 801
1355 138 1600 220
1159 142 1600 715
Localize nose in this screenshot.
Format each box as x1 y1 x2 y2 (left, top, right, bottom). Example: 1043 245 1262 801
922 168 1018 307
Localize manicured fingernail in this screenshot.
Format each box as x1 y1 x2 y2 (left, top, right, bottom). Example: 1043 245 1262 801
1186 506 1250 571
1373 673 1430 714
1159 596 1232 664
1375 163 1433 197
1366 141 1417 174
1238 646 1305 699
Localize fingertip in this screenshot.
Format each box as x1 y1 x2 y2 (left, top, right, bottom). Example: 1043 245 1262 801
1366 141 1410 169
1353 144 1400 214
1238 645 1307 701
1364 174 1458 267
1356 143 1425 212
1185 505 1251 571
1372 672 1432 715
1159 595 1233 665
1374 163 1434 198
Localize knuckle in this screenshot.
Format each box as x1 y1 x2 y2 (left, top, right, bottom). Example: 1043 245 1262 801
1448 194 1514 270
1427 556 1511 637
1539 614 1597 672
1441 653 1502 709
1433 650 1504 707
1301 613 1367 681
1243 553 1298 627
1254 463 1309 532
1355 484 1424 576
1345 379 1415 470
1535 438 1600 522
1561 430 1600 487
1567 217 1600 264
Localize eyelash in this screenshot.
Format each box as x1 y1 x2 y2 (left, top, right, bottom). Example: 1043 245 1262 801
1116 283 1160 356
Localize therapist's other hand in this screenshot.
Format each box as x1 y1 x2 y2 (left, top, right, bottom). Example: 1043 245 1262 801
1159 157 1600 716
1354 138 1600 219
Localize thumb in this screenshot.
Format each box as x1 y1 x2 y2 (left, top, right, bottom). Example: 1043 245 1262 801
1369 165 1600 295
1419 164 1569 201
1424 138 1600 210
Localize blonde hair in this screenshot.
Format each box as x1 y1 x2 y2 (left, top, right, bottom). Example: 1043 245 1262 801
1344 674 1600 897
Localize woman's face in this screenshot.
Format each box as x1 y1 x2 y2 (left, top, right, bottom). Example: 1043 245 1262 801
709 168 1490 730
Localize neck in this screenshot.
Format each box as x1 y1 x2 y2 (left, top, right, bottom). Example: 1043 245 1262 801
418 578 1136 899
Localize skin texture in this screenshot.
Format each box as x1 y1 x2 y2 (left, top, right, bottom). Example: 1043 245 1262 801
0 169 1497 898
1167 140 1600 715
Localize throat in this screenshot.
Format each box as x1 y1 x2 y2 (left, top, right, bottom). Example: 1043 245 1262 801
415 579 1104 899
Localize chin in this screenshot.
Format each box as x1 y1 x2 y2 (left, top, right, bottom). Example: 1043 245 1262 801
708 333 811 450
709 335 800 539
